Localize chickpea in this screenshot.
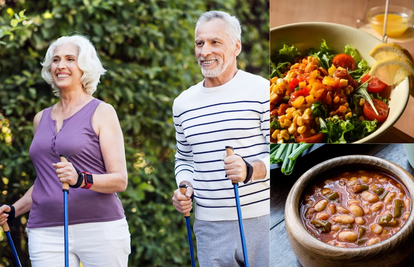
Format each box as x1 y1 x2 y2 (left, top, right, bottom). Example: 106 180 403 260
316 212 329 220
337 206 350 214
366 237 381 246
386 205 392 210
355 217 365 225
338 231 358 242
333 215 355 224
371 224 383 234
314 199 328 212
328 203 336 214
349 204 364 217
361 191 379 203
398 193 404 198
371 202 383 212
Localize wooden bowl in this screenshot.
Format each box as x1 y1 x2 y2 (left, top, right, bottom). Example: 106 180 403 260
285 155 414 267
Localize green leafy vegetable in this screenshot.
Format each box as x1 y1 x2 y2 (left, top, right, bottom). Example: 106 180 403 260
343 45 362 62
319 115 377 143
309 39 335 70
278 44 301 62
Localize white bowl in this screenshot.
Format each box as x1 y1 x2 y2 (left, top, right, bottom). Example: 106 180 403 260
270 22 410 143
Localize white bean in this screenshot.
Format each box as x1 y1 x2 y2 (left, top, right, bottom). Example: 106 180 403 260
349 204 364 217
314 199 328 212
338 231 358 242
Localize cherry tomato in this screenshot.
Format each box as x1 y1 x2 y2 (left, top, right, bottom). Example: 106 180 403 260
361 74 387 93
296 133 324 143
363 99 389 123
332 53 356 71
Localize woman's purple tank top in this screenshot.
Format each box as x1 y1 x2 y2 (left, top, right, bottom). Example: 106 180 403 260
28 98 125 228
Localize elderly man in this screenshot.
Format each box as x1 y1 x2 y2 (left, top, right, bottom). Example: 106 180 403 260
172 10 270 266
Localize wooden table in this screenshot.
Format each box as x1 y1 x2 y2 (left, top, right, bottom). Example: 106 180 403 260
270 0 414 142
270 144 414 266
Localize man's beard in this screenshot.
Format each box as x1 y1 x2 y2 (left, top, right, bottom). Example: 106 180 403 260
199 57 231 78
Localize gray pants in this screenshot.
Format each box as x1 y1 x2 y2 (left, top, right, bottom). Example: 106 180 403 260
194 215 270 267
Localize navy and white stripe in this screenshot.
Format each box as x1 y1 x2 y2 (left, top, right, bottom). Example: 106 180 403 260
173 70 270 221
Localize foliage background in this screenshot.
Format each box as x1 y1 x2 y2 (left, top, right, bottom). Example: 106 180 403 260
0 0 269 266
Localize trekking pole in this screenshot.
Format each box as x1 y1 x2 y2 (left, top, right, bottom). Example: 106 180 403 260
1 222 22 267
225 146 249 267
179 184 196 267
60 155 69 267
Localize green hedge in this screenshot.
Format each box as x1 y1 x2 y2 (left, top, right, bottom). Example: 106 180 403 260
0 0 269 266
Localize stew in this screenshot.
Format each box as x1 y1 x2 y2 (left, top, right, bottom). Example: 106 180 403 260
300 169 411 247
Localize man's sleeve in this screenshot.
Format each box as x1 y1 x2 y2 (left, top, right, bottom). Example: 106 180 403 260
259 79 270 180
173 99 195 187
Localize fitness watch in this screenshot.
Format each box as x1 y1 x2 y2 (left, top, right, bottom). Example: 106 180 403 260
243 159 254 184
81 172 93 189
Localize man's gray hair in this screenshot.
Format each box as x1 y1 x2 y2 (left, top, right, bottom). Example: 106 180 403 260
195 11 241 44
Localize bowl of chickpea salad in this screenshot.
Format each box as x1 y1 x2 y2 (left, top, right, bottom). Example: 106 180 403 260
285 155 414 267
270 22 411 143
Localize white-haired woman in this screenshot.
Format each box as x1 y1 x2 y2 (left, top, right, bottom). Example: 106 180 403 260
0 35 130 266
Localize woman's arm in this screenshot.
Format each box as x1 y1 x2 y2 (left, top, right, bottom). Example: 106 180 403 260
89 102 128 193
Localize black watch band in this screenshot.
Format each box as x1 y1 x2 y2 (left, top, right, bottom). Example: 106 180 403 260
69 166 84 188
243 159 254 184
0 204 15 223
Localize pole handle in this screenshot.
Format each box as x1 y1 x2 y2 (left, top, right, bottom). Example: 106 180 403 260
60 155 70 191
1 222 10 232
179 185 191 217
225 146 238 185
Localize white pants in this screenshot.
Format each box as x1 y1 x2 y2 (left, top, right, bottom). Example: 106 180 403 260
26 218 130 267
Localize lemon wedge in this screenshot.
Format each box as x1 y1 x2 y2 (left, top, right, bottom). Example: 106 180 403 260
369 57 414 86
370 43 414 64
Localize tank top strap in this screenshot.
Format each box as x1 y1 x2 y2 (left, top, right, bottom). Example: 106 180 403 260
36 106 54 134
80 98 103 118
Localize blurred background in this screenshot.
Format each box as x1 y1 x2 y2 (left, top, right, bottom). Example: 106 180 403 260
0 0 269 266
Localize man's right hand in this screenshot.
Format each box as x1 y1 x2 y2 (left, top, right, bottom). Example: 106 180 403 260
0 204 11 226
172 186 193 215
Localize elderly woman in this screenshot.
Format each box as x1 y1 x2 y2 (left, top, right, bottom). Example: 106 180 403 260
0 35 130 266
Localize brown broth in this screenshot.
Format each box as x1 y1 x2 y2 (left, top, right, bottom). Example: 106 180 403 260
300 169 411 248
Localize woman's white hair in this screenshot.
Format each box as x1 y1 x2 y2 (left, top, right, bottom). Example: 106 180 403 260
195 11 242 44
41 35 106 97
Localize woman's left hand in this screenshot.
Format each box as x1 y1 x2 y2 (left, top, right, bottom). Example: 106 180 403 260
52 162 78 186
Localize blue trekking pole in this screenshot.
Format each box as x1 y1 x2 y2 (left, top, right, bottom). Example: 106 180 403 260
179 184 196 267
60 155 69 267
1 222 22 267
225 146 249 267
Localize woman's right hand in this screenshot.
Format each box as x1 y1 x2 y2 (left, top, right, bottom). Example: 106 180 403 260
0 205 11 226
52 161 79 187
